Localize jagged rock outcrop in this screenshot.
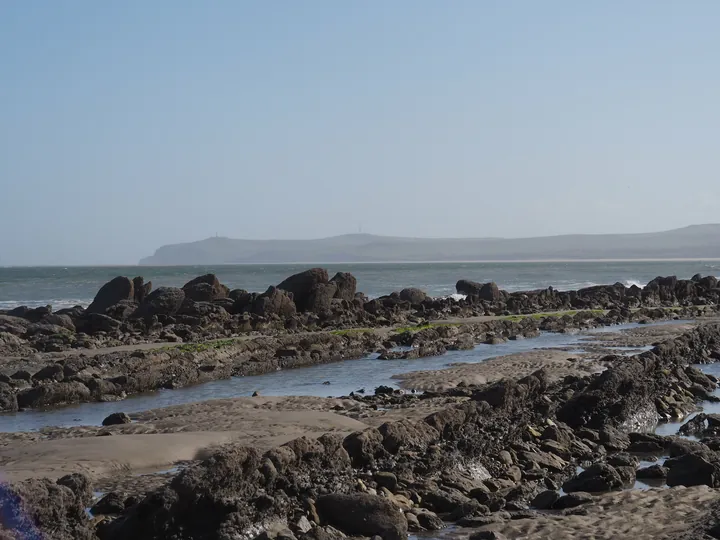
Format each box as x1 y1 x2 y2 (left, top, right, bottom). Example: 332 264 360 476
277 268 329 312
87 277 134 315
182 274 229 302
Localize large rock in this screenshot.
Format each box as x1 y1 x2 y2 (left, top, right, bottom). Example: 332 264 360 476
182 274 229 302
17 382 92 409
330 272 357 302
277 268 329 311
343 428 386 466
666 452 720 487
306 283 338 313
132 276 151 303
252 287 297 317
134 287 186 318
456 280 502 301
0 314 31 336
0 383 18 412
399 288 427 305
9 305 52 323
230 290 254 314
102 412 131 426
76 313 122 334
377 419 438 453
41 314 76 332
315 493 408 540
562 463 630 493
87 277 134 314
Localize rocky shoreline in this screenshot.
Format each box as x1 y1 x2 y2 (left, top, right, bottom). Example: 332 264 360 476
1 270 720 413
3 271 720 539
2 269 719 356
4 322 720 539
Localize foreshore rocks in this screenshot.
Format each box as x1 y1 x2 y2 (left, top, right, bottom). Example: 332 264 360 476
3 270 719 358
0 269 718 412
91 322 720 540
8 322 720 539
0 318 548 412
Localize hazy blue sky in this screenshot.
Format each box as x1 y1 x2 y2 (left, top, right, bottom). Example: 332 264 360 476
2 1 719 265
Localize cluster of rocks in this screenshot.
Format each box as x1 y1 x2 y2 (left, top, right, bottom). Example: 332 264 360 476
1 300 710 413
457 274 720 313
2 271 719 357
8 323 720 539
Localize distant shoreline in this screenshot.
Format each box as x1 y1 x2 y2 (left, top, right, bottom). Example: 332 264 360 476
4 258 720 269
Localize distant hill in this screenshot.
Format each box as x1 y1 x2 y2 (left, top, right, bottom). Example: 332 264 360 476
139 225 720 265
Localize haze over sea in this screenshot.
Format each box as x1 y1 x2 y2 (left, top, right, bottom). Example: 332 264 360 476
2 261 720 311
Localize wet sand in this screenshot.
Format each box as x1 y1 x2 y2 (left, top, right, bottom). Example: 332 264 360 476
0 397 370 488
394 349 601 392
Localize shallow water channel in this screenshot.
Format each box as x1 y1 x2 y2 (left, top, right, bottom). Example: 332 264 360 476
0 320 690 433
0 331 590 432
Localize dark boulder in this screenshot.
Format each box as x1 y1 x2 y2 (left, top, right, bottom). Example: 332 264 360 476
531 490 560 510
132 277 152 303
10 305 52 323
343 428 386 467
665 452 720 487
554 492 593 509
330 272 357 302
377 419 438 453
456 279 483 296
104 300 139 320
252 287 297 317
0 383 18 412
17 381 92 409
562 463 629 493
41 314 76 332
182 274 229 302
277 268 329 311
456 280 502 301
230 290 254 314
134 287 186 318
91 492 126 515
315 493 408 540
32 363 65 382
399 288 427 305
306 283 338 313
56 473 93 503
102 412 131 426
373 472 398 492
87 277 135 314
76 313 122 334
636 464 668 479
0 314 31 336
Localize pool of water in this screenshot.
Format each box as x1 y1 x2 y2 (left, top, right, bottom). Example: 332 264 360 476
653 362 720 437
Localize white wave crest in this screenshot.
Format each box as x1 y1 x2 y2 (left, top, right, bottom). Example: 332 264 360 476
0 299 90 310
623 280 645 288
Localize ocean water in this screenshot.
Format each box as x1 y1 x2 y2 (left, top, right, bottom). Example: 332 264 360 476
0 260 719 310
